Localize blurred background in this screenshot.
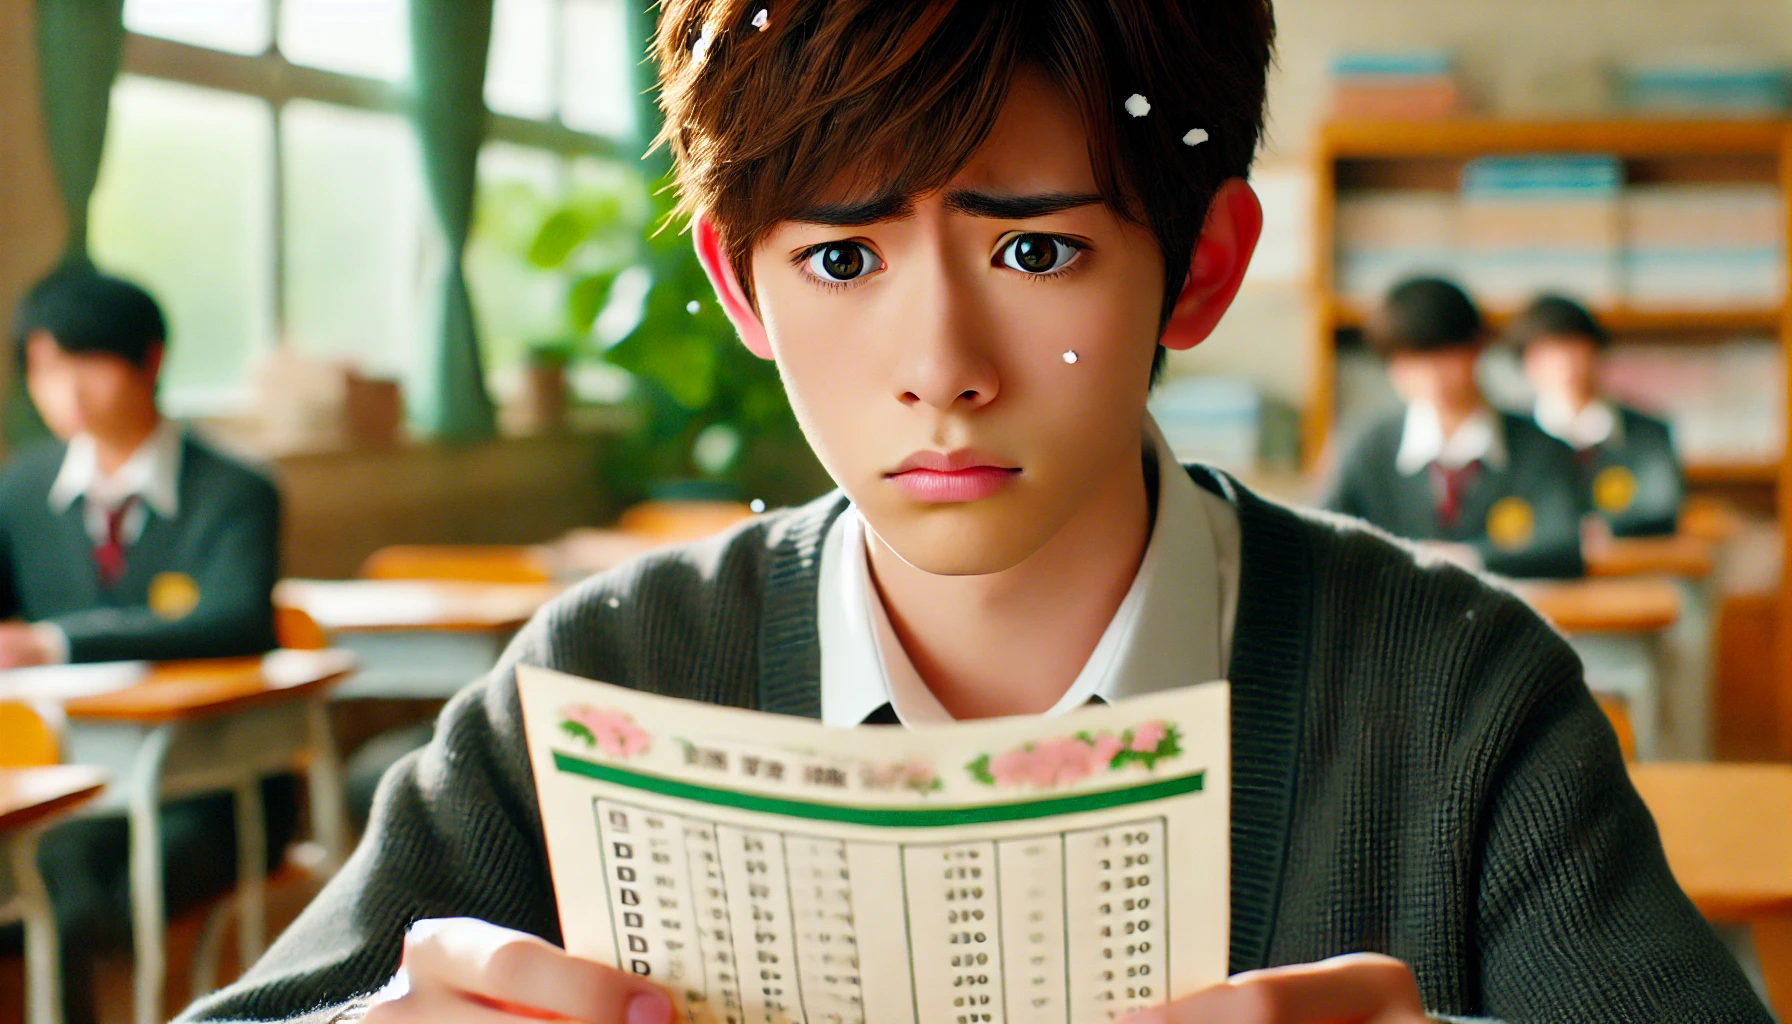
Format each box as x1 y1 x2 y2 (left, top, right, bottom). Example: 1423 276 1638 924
4 0 1792 1021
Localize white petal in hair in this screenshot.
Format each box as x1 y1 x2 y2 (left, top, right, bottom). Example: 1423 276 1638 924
1062 350 1079 364
1124 93 1151 117
691 25 714 62
752 8 769 29
1182 128 1210 146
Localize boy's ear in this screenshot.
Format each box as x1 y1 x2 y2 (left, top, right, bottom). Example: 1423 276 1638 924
692 216 773 360
1159 178 1264 352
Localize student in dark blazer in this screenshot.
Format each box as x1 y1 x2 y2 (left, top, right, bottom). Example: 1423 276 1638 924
1326 278 1589 578
0 265 297 1024
1509 294 1683 538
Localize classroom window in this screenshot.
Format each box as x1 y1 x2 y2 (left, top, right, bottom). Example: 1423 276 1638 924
487 0 559 120
89 75 277 410
91 3 634 421
123 0 272 56
281 101 429 379
560 0 635 138
277 0 411 80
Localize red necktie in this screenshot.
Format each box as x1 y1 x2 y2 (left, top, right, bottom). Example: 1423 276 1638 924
1427 462 1479 531
93 496 138 589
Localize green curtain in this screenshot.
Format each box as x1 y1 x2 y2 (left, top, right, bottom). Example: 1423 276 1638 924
11 0 128 447
35 0 126 265
406 0 498 440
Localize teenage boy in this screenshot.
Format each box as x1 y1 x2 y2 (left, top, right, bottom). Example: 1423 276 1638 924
181 3 1766 1023
1510 294 1684 538
1325 277 1589 578
2 265 296 1024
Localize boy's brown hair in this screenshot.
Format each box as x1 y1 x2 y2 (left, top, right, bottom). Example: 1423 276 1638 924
653 0 1275 376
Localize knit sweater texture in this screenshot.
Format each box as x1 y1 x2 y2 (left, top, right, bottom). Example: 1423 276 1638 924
178 469 1769 1023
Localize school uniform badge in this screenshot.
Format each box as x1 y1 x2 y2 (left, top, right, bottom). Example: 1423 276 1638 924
1593 465 1638 514
148 571 201 620
1485 497 1535 551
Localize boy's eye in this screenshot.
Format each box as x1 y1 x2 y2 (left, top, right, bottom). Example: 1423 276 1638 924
1000 233 1080 275
806 242 883 283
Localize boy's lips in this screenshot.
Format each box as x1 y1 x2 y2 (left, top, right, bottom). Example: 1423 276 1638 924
885 448 1020 503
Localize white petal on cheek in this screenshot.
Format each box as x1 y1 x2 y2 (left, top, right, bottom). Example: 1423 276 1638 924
1062 350 1079 364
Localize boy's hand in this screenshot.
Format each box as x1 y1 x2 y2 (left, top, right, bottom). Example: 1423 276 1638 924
1118 954 1430 1024
362 918 673 1024
0 622 55 668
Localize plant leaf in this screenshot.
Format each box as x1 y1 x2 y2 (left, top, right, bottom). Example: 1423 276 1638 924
529 210 588 269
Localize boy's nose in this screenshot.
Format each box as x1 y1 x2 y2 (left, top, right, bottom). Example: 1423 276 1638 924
893 272 1000 413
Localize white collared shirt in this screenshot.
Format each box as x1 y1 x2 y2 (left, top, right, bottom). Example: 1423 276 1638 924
1534 394 1621 452
48 419 184 548
818 416 1240 728
1394 402 1508 477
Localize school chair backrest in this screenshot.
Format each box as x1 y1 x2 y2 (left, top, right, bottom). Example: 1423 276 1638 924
358 545 554 584
0 701 59 767
274 604 330 651
1594 693 1637 762
615 500 755 544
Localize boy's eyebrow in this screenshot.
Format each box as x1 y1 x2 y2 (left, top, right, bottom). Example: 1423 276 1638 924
786 189 1105 227
943 188 1105 219
788 192 915 227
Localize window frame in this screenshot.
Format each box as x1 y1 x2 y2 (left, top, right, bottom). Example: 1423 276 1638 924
114 0 630 414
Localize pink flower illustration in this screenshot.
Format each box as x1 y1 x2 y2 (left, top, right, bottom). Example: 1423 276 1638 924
1130 720 1169 753
562 705 651 759
969 720 1182 788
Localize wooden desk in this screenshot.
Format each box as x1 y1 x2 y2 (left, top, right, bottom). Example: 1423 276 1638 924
1585 534 1716 580
1 766 108 1024
275 580 560 700
1514 578 1682 635
21 652 353 1024
1631 763 1792 1017
1515 579 1682 760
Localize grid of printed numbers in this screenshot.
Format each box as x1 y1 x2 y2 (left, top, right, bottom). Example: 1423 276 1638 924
594 799 1168 1024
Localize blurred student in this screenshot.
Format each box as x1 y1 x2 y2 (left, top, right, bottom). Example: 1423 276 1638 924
1510 294 1683 538
0 264 297 1024
1325 277 1587 577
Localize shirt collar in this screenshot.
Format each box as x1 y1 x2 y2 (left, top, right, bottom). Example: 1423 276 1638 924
48 419 183 519
1534 394 1621 450
1394 401 1507 476
818 415 1228 727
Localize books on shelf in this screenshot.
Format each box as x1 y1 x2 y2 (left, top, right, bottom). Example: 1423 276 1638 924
1457 156 1624 307
1618 58 1791 117
1624 184 1785 309
1335 164 1786 313
1600 339 1784 465
1329 50 1466 121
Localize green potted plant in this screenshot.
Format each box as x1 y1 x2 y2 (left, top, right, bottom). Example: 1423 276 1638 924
525 177 827 510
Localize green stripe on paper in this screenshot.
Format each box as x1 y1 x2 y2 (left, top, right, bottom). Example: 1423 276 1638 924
552 751 1204 827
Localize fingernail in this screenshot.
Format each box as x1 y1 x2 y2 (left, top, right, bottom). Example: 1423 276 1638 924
625 992 673 1024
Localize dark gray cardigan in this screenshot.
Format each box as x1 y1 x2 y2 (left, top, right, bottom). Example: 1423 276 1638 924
179 469 1769 1023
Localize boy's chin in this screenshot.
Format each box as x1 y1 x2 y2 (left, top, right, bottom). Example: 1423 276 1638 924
866 509 1058 578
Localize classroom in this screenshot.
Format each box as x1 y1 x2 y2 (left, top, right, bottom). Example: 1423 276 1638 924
1 1 1790 1022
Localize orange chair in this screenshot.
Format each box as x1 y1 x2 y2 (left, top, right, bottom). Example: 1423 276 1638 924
0 701 58 768
274 604 330 651
615 500 755 544
358 545 553 584
1595 693 1638 762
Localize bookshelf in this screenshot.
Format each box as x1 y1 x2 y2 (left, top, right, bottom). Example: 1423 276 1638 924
1308 117 1792 754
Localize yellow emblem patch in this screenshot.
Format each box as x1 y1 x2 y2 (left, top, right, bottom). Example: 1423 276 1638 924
148 572 201 621
1485 497 1536 551
1593 465 1638 514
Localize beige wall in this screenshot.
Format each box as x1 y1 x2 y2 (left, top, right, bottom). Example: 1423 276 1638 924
1172 0 1792 411
0 0 69 352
